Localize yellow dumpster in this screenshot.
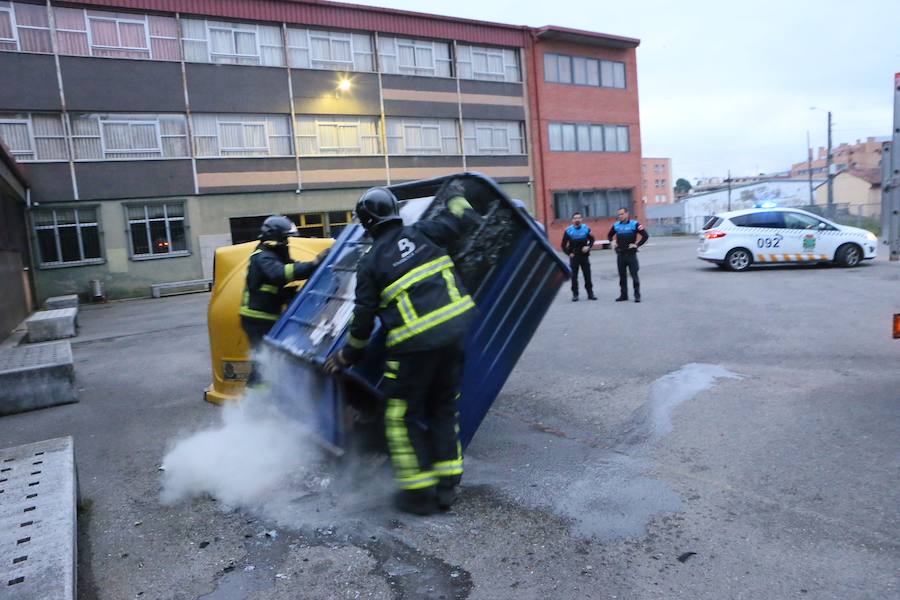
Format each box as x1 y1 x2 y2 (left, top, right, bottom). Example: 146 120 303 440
204 237 334 404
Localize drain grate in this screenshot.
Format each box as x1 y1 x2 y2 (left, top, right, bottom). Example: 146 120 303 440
0 437 76 599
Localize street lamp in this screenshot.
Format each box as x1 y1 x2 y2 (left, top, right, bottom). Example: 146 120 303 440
810 106 834 216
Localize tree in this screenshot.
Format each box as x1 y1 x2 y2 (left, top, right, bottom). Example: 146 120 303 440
674 178 692 194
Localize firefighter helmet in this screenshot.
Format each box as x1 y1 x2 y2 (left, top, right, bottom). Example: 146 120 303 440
355 187 402 232
258 215 298 242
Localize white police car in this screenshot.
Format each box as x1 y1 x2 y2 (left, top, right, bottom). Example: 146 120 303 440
697 207 878 271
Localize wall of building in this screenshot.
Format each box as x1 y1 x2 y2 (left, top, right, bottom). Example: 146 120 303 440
528 36 643 248
31 181 530 301
0 168 31 337
814 173 881 217
641 158 672 204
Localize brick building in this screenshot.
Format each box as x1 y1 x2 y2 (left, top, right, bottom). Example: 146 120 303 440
641 157 671 204
791 137 888 178
0 0 641 300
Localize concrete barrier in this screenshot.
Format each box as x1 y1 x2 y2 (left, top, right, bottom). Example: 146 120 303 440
0 436 77 600
0 342 77 416
43 296 79 310
25 309 77 343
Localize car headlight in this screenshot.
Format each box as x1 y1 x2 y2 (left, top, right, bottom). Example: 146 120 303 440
866 232 877 241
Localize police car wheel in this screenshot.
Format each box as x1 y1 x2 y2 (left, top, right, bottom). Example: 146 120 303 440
835 243 861 268
725 248 752 272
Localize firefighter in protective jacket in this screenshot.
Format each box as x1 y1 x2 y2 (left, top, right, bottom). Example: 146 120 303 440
324 184 479 515
240 215 326 385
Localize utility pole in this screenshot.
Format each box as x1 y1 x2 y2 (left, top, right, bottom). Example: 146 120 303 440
727 169 732 211
883 73 900 261
826 110 834 217
806 131 813 205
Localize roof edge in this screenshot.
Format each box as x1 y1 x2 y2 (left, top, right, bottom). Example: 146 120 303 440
534 25 640 49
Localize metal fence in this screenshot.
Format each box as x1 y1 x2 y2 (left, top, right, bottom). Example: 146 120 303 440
798 204 882 235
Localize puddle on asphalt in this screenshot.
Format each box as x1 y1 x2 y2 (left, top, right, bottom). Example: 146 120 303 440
466 363 741 539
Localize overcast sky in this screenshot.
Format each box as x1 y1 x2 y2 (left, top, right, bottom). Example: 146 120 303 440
358 0 899 181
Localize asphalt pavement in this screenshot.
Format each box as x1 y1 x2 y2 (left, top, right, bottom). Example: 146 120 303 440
0 236 897 600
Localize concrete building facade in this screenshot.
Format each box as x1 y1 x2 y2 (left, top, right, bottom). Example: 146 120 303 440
0 0 642 300
641 157 671 204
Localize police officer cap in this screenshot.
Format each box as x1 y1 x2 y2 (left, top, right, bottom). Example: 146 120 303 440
259 215 299 241
356 187 402 232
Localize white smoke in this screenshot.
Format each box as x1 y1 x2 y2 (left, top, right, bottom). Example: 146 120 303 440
159 388 316 508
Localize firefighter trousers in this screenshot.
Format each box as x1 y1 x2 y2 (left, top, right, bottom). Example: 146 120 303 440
241 316 274 387
382 343 465 494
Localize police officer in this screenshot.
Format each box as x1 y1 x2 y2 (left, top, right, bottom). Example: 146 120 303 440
561 211 596 301
324 184 478 516
240 215 326 385
607 207 649 302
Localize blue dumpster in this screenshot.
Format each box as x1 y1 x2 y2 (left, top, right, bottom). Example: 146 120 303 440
264 172 569 452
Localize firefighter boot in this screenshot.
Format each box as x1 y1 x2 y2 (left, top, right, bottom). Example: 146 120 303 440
394 489 437 516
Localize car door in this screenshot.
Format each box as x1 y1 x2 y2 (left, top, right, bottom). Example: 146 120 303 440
731 211 787 262
780 211 838 261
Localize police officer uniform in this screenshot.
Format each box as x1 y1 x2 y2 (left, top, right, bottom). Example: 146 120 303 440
325 185 478 515
240 215 323 385
607 217 649 302
561 223 596 301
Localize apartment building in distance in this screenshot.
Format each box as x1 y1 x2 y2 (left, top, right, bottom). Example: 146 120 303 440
791 137 888 178
641 157 671 204
0 0 642 300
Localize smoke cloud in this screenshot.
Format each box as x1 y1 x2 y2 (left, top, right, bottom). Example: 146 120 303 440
160 384 317 508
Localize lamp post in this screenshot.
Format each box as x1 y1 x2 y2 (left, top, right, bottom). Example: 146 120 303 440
810 107 834 217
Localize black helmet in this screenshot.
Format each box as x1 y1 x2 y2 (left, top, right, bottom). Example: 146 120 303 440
355 187 402 232
258 215 298 242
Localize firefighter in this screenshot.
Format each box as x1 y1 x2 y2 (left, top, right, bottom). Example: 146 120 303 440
324 184 478 515
240 215 326 386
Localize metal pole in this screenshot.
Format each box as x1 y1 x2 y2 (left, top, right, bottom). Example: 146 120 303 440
826 111 834 217
807 130 813 205
883 73 900 261
727 169 731 211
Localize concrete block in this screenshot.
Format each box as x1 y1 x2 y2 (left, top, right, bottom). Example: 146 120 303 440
25 309 77 343
0 436 77 600
43 295 79 310
0 342 77 416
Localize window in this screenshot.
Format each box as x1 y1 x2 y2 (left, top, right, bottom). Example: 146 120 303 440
127 202 188 258
70 114 188 160
457 44 520 82
702 216 723 231
378 36 451 77
548 122 629 152
287 28 373 72
386 118 459 155
0 2 52 53
545 52 626 89
463 120 524 155
730 212 785 228
553 189 633 220
181 18 283 66
192 114 292 157
0 113 67 161
33 207 103 267
783 212 835 230
295 115 381 155
327 211 352 238
53 7 179 60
